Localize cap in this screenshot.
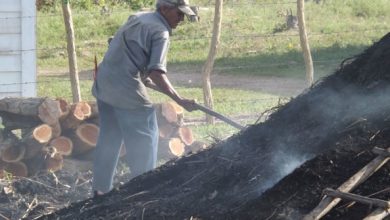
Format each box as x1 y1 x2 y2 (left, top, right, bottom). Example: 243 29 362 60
162 0 196 16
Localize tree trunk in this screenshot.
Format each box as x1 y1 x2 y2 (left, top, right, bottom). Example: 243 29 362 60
297 0 314 86
0 97 62 126
0 112 41 130
201 0 223 124
62 0 81 103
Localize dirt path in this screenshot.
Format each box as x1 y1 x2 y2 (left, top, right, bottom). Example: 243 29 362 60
40 69 307 97
169 72 307 97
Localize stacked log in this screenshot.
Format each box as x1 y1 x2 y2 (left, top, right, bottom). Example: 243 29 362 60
0 97 96 178
155 101 204 161
0 97 206 178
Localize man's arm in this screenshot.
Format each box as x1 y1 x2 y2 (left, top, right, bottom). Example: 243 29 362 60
146 70 196 112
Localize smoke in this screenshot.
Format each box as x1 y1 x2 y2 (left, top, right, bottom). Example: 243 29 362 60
245 72 390 196
256 149 312 193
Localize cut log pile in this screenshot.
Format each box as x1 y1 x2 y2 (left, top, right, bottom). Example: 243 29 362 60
0 98 205 178
155 101 206 160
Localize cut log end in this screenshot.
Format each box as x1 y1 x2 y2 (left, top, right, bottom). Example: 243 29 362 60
1 144 26 163
161 102 184 125
169 138 185 157
178 127 194 146
74 101 92 120
70 123 99 155
33 124 53 143
76 123 99 146
49 136 73 156
3 161 28 178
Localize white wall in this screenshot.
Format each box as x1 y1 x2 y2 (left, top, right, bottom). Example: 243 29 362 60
0 0 36 98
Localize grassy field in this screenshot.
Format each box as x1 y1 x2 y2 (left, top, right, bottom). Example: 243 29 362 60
37 0 390 142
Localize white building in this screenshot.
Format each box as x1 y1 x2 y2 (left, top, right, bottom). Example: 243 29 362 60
0 0 36 98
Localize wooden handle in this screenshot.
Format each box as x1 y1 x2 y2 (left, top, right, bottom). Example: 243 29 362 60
194 103 244 129
146 83 244 129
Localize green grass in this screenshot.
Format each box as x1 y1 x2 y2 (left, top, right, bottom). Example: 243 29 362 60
38 0 390 77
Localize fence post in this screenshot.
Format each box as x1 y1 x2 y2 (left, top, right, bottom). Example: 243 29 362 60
61 0 81 102
297 0 314 86
201 0 223 124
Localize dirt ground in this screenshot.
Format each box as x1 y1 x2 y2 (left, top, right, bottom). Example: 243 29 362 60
40 68 307 97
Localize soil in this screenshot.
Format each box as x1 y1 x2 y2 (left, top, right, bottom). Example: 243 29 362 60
2 32 389 220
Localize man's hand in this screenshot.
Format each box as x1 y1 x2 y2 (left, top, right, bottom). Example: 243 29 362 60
147 70 197 112
176 98 197 112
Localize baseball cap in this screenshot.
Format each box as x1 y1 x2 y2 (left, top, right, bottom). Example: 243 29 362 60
161 0 196 16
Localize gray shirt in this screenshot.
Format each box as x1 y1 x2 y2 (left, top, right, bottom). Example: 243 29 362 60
92 11 171 109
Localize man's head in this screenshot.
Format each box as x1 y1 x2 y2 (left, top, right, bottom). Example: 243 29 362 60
157 0 195 29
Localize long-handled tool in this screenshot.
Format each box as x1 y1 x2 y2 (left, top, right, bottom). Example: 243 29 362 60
192 103 244 129
146 82 244 129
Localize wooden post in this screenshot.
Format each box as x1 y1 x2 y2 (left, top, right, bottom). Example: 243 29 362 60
303 147 390 220
61 0 81 102
201 0 223 124
323 188 390 209
363 207 390 220
297 0 314 86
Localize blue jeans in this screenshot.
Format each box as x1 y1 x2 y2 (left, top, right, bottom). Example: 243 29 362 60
92 99 158 193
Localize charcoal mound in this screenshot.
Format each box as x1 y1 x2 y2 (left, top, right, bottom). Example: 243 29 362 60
38 32 390 220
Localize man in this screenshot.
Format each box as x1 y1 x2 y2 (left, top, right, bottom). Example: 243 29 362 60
92 0 197 196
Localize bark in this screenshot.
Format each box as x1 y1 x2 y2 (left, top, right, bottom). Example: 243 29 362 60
21 124 52 159
0 97 63 128
50 122 62 138
0 112 41 130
